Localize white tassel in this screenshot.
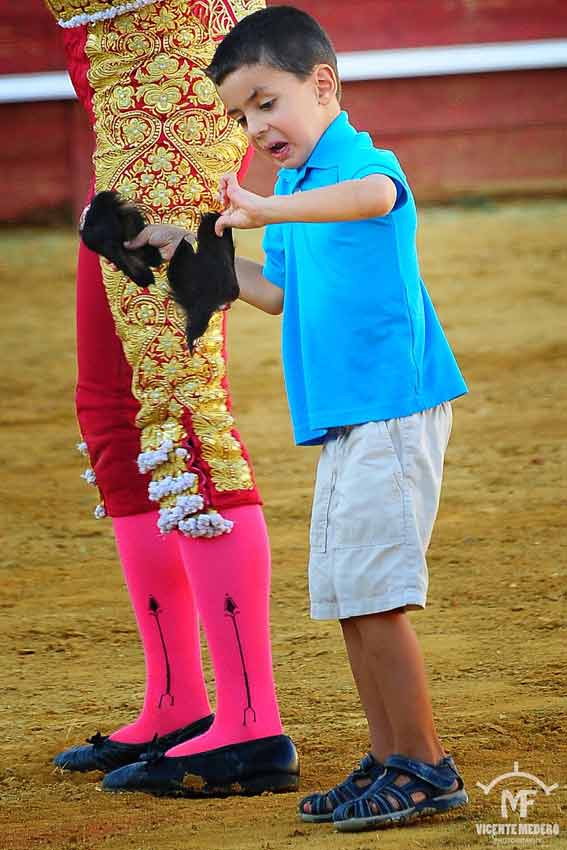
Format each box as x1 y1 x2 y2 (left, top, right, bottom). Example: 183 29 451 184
57 0 163 28
137 439 173 474
81 468 97 486
157 494 205 533
94 503 106 519
178 511 234 539
76 441 89 456
148 471 198 502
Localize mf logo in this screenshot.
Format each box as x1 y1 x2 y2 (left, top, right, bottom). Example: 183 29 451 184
477 762 558 819
500 788 537 819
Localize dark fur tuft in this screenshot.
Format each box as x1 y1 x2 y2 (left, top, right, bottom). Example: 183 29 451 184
80 191 162 287
167 213 239 352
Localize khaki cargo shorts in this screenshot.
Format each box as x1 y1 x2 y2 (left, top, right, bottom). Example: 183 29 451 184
308 403 453 620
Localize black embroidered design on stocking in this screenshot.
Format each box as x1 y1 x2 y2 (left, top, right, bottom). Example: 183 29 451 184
148 595 174 708
224 594 256 725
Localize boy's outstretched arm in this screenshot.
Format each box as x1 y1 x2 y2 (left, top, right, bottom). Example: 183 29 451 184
215 172 397 234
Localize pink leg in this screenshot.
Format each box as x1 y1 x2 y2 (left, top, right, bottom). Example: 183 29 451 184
168 504 283 756
110 511 211 743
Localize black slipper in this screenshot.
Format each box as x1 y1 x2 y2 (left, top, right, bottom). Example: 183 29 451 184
52 713 214 773
102 734 300 796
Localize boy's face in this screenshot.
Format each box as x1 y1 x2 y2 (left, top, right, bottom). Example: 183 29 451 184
218 64 339 170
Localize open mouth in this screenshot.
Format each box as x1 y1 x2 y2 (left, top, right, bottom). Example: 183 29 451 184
268 141 290 160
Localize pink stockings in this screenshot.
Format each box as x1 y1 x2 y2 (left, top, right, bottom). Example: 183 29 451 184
169 504 283 755
110 512 210 742
110 505 282 751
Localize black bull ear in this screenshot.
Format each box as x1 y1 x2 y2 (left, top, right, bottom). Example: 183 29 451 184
80 190 163 287
167 213 239 353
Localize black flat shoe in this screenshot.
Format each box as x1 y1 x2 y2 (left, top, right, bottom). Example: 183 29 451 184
102 734 300 797
53 714 214 773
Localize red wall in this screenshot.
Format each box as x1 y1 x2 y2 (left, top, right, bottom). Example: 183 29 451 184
0 2 66 75
288 0 567 50
4 0 567 73
1 0 567 222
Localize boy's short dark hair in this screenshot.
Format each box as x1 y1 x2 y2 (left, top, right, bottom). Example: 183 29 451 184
206 5 341 98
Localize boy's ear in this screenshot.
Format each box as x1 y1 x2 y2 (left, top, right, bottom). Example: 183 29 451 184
314 64 338 104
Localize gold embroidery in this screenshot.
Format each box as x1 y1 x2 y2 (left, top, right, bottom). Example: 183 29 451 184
85 0 264 497
195 0 265 42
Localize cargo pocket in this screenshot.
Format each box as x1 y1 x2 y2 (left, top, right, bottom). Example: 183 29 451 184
334 421 406 549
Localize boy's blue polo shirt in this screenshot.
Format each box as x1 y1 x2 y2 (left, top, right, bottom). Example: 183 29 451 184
262 111 467 446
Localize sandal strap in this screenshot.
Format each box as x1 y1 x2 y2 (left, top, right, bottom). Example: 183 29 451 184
378 782 412 810
344 770 400 819
326 781 357 809
385 754 463 792
339 775 425 820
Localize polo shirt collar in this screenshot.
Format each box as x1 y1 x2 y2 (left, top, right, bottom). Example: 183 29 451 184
278 111 354 190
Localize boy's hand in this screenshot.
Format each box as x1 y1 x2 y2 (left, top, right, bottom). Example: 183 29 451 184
124 224 194 261
216 174 269 235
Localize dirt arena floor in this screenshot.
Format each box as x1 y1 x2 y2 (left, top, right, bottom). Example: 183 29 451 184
1 200 566 850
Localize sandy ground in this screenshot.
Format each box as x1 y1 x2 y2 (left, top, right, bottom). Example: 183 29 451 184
1 201 566 850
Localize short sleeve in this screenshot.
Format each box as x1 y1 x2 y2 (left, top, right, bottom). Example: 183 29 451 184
262 223 285 288
348 150 409 211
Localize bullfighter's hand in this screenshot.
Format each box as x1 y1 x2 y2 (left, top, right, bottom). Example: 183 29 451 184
125 224 195 261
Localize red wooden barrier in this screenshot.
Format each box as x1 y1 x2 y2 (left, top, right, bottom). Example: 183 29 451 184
3 0 567 74
289 0 567 51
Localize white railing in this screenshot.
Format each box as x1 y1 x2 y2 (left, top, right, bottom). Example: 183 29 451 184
338 39 567 81
1 39 566 103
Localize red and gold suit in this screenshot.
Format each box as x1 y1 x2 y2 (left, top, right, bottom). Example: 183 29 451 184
43 0 264 536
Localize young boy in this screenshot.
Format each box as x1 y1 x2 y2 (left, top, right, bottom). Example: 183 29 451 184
126 5 469 831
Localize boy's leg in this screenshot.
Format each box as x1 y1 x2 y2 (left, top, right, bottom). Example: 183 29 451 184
352 609 444 766
301 609 446 818
333 609 466 830
340 616 395 762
